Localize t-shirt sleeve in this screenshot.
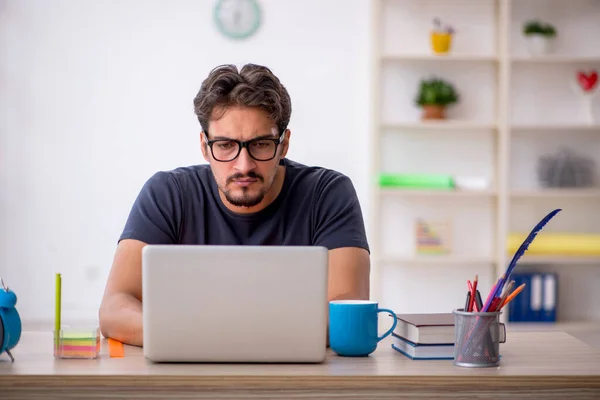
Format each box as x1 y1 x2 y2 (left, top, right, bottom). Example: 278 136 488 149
118 171 182 244
312 173 370 253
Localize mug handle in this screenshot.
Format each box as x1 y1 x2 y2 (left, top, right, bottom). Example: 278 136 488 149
376 308 397 342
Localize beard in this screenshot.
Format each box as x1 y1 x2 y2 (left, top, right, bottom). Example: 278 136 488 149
221 171 272 208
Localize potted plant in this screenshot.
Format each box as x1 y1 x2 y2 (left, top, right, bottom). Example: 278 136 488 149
523 19 557 55
430 17 455 54
414 77 459 120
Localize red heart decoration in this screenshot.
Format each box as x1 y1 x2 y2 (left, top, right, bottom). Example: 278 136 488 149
577 70 598 92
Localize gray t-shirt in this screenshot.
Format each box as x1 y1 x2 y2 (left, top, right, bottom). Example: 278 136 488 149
119 158 370 252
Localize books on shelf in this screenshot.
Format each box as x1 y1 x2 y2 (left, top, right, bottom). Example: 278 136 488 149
507 233 600 256
415 219 452 255
508 272 558 323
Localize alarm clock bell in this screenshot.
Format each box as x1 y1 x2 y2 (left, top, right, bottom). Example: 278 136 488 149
0 277 22 362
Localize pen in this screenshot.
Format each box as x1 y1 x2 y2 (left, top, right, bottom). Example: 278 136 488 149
464 291 471 312
484 209 561 311
475 290 483 312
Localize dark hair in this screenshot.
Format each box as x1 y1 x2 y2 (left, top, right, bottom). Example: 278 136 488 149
193 64 292 135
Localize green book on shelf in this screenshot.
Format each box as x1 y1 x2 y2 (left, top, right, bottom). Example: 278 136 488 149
378 173 454 189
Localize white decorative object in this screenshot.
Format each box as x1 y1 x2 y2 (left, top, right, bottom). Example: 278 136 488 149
525 35 553 56
570 70 599 125
454 176 491 191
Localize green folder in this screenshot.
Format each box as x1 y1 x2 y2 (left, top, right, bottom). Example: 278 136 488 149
378 173 454 189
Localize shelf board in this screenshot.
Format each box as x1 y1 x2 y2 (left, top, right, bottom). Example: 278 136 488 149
511 55 600 64
510 188 600 198
506 321 600 333
515 255 600 266
382 121 497 131
511 124 600 132
380 188 496 197
382 53 498 62
379 255 495 265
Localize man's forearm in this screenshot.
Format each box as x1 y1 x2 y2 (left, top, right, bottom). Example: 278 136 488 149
99 293 143 347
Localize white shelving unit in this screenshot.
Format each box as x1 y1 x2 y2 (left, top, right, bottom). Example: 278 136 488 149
368 0 600 327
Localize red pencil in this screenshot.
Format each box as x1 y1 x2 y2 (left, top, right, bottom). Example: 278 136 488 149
469 275 478 312
489 297 501 312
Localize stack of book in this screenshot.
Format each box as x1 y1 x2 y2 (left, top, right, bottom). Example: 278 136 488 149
391 313 506 360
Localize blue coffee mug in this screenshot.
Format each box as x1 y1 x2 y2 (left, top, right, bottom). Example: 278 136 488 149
329 300 397 357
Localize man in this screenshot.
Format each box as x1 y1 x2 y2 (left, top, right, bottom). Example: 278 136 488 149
98 63 370 347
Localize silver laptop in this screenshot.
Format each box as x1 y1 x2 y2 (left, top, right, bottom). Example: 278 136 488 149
141 245 329 363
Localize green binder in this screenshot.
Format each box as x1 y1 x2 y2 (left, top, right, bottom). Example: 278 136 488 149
378 173 454 189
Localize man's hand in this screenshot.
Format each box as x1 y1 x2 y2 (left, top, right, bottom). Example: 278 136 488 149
98 239 146 347
327 247 370 302
325 246 370 347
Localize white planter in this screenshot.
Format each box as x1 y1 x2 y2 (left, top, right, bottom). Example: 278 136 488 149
525 35 554 56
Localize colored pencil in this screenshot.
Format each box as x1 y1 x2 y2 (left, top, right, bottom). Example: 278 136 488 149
495 280 515 311
55 273 62 349
469 275 478 312
482 278 500 312
500 283 527 310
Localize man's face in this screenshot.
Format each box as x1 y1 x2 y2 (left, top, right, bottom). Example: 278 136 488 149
201 106 288 212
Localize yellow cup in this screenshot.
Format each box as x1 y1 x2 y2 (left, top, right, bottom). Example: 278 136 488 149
431 32 452 54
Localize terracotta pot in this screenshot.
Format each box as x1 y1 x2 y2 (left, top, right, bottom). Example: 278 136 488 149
421 105 446 120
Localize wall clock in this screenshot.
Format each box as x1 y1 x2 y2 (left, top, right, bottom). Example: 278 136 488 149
214 0 262 40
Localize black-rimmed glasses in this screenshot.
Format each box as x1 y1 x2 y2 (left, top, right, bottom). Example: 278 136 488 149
204 132 285 162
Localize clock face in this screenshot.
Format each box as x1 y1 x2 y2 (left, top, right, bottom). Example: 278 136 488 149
214 0 261 40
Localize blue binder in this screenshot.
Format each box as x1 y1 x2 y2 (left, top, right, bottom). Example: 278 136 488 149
508 274 522 322
508 272 557 323
530 273 543 321
541 273 557 322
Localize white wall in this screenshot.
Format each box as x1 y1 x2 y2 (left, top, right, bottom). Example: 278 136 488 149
0 0 372 324
2 0 599 328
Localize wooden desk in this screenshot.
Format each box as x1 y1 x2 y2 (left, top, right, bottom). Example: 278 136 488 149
1 331 600 399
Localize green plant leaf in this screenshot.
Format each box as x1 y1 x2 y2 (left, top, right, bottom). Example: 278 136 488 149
414 77 459 106
523 19 557 37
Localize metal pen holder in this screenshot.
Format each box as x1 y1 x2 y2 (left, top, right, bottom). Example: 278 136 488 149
453 309 505 368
